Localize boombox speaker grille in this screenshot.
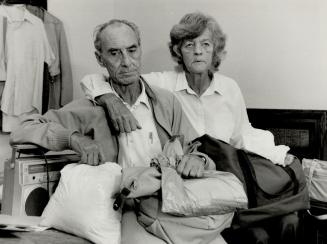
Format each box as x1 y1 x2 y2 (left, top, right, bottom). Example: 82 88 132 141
25 187 49 216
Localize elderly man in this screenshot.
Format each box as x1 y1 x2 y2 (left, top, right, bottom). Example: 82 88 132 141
10 19 229 243
11 19 205 173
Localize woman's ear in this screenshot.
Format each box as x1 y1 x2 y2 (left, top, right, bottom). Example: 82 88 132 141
218 50 227 61
173 45 181 58
95 51 105 67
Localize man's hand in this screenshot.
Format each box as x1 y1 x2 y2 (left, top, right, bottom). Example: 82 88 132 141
176 154 205 178
70 133 106 166
96 93 141 133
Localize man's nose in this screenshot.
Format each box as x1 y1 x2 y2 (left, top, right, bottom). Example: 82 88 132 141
194 43 203 55
121 51 132 66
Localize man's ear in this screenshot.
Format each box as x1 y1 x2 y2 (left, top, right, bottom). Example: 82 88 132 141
95 51 105 67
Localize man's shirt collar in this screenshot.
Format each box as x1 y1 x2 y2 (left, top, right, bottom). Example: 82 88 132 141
109 79 150 110
134 80 151 109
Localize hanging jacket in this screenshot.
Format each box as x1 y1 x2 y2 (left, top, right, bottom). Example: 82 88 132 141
43 10 73 108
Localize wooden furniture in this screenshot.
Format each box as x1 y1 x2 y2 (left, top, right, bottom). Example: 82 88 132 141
247 109 327 160
302 202 327 244
247 108 327 244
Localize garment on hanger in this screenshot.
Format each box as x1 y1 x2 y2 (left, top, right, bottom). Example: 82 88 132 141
0 4 55 132
24 5 47 113
26 4 73 109
25 3 43 19
0 15 6 81
43 10 73 109
0 15 7 131
4 0 47 9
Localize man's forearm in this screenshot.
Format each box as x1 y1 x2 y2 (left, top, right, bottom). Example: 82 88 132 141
95 93 117 106
94 93 141 133
10 113 76 151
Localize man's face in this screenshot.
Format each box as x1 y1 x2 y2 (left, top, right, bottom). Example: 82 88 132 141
180 28 214 74
96 24 142 86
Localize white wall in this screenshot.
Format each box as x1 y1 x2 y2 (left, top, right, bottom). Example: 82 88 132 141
48 0 115 99
49 0 327 109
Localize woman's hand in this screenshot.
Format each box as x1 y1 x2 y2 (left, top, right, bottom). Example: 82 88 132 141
176 154 205 178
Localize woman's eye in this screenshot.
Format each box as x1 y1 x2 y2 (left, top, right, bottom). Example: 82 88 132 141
203 42 211 47
184 43 193 48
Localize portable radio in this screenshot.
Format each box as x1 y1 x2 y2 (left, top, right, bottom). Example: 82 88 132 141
1 144 79 216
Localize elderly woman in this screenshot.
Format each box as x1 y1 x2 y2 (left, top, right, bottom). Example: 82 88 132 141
81 12 298 244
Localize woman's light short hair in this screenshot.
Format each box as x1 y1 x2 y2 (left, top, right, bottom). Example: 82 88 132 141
93 19 141 53
169 12 227 71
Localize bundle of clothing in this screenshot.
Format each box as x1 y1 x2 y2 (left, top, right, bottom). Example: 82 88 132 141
115 137 248 244
0 2 72 132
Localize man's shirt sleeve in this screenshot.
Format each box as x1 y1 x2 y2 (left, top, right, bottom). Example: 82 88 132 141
80 72 172 102
80 73 113 102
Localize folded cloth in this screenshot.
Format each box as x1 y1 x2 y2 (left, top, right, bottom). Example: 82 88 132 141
150 136 216 171
161 167 248 217
119 166 247 216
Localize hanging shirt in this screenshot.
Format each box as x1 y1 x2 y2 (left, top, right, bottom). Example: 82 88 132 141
0 4 55 116
24 5 73 110
0 15 6 81
109 81 162 168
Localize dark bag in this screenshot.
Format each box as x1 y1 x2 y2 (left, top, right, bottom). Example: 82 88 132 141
194 134 310 228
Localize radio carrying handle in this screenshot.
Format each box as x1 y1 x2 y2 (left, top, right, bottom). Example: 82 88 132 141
10 144 48 168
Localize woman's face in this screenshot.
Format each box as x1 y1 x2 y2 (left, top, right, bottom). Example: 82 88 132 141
180 28 214 74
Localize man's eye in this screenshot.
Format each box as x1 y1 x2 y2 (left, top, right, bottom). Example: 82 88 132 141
128 48 136 53
110 51 118 56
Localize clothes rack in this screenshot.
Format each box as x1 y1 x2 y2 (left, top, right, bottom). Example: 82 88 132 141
1 0 47 9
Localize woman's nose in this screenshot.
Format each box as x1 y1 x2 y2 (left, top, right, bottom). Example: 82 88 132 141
194 43 203 55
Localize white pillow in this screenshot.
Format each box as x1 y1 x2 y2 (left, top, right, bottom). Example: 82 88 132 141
40 162 122 244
